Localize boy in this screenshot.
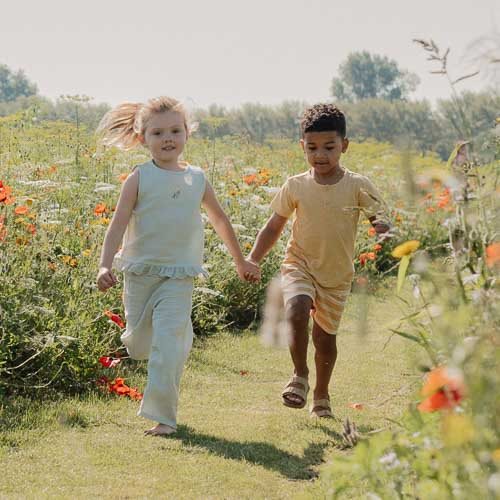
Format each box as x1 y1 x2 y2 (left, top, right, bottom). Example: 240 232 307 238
247 104 389 418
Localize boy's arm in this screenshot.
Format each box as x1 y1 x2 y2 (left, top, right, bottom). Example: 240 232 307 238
247 212 288 264
202 181 260 282
97 170 138 291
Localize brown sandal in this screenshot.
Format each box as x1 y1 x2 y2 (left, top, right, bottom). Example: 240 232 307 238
281 375 309 409
310 398 333 418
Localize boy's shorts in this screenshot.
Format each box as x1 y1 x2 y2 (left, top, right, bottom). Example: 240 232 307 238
281 263 351 335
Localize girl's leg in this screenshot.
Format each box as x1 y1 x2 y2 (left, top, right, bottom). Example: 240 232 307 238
283 294 313 405
138 277 194 434
311 321 337 401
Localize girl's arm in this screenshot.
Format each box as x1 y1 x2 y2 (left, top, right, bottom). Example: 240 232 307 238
202 181 260 282
247 212 288 264
97 170 138 291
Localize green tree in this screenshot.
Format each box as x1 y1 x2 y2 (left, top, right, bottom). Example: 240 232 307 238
0 63 37 102
331 51 419 102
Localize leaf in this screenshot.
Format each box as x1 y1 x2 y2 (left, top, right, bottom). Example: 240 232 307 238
397 254 410 293
389 328 424 345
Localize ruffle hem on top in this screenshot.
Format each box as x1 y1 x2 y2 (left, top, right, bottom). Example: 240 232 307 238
114 256 208 279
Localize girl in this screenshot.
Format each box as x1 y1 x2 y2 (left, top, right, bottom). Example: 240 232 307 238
96 96 260 436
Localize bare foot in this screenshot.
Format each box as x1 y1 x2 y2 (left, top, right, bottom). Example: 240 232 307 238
144 423 176 436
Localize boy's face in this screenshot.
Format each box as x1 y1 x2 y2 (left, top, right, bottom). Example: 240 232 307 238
300 131 349 175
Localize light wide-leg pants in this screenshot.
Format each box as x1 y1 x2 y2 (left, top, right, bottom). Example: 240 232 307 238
121 273 194 428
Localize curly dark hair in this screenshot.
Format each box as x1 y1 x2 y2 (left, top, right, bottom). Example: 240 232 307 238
300 103 346 138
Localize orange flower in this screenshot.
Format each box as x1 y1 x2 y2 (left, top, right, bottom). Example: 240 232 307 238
368 227 376 237
94 203 107 216
118 173 129 183
104 310 125 328
26 223 36 235
348 402 364 410
486 242 500 268
243 174 258 185
359 252 376 266
0 181 14 205
418 366 465 413
14 205 29 215
0 215 6 241
373 243 382 252
426 207 436 213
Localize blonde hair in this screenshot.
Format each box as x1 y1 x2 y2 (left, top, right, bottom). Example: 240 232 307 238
97 96 188 150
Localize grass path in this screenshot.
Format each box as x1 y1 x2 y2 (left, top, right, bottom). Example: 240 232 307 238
1 290 420 499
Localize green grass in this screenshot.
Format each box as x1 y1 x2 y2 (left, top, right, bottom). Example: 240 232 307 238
1 288 420 499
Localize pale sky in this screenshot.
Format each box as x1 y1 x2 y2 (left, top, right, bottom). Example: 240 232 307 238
2 0 499 110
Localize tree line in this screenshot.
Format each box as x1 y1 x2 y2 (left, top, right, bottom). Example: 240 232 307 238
1 54 498 160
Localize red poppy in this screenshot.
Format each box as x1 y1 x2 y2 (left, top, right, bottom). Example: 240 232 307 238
418 366 465 412
99 356 121 368
104 310 125 328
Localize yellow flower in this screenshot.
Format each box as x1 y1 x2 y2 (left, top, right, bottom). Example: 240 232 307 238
391 240 420 259
492 449 500 463
441 414 475 447
82 249 92 257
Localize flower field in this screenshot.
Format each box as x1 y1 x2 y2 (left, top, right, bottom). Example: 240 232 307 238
1 110 499 497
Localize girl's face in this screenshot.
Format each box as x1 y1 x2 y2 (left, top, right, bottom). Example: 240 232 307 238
141 111 188 167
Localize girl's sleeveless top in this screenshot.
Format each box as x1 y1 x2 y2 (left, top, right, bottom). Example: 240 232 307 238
113 161 207 278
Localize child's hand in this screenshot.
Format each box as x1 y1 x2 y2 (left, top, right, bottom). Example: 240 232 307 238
236 259 261 283
97 267 118 292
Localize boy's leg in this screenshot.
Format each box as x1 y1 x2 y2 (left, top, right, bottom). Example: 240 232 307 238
311 321 337 401
282 294 313 405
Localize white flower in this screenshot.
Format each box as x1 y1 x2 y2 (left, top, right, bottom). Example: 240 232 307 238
232 224 247 232
195 287 223 297
379 451 401 470
94 183 116 193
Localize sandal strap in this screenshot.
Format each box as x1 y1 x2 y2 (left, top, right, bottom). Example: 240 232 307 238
311 408 333 418
282 386 308 399
290 375 309 387
310 399 333 417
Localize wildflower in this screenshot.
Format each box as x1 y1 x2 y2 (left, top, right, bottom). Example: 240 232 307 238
391 240 420 259
373 243 382 252
104 310 125 328
60 255 78 267
486 242 500 268
99 356 121 368
368 227 376 237
14 205 29 215
359 252 376 266
0 181 14 204
93 203 108 216
417 366 465 412
25 223 36 235
118 173 129 183
243 173 258 185
348 402 364 410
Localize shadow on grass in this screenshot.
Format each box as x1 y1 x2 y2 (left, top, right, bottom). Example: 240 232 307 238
173 424 334 480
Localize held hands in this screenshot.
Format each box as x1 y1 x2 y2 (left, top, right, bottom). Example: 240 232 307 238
236 258 261 283
97 266 118 292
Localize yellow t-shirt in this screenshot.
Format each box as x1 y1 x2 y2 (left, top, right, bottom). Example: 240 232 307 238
270 168 384 288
